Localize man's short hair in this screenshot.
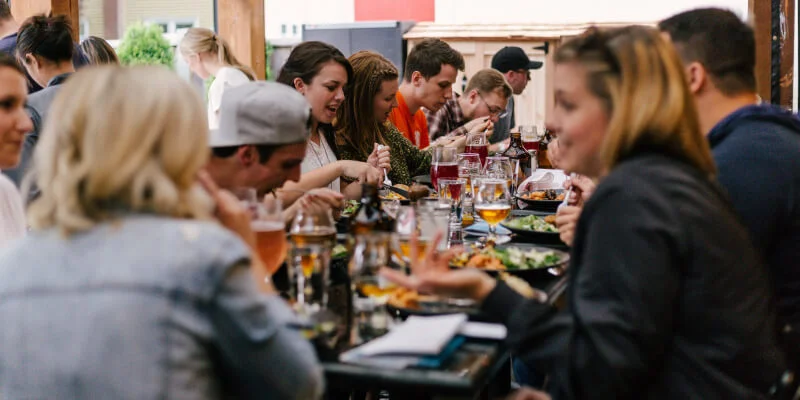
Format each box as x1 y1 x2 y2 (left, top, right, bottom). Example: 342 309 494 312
0 1 11 21
465 68 513 99
211 144 281 164
659 8 756 96
403 38 465 82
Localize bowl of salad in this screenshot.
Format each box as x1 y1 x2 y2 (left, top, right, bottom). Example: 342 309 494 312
451 242 569 283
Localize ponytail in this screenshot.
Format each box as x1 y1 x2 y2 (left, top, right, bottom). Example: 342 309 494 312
179 27 256 81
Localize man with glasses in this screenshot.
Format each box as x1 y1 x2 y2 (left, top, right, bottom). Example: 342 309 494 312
491 46 542 145
425 68 513 142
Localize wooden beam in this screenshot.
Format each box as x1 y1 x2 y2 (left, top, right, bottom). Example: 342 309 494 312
217 0 266 80
751 0 773 102
777 0 795 108
11 0 80 42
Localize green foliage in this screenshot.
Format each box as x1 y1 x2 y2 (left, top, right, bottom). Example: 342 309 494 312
265 41 274 81
117 23 175 68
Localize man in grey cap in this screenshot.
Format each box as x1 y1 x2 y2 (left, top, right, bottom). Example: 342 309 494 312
490 46 543 145
205 81 343 217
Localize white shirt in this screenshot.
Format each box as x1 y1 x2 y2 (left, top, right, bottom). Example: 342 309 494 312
301 134 340 192
0 173 25 248
207 67 251 129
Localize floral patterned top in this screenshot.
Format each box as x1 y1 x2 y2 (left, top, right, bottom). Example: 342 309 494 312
336 123 432 186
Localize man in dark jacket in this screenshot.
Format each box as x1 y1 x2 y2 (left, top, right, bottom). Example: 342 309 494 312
660 8 800 365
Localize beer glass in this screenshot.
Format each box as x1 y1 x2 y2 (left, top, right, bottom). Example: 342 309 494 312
464 132 488 166
233 187 258 218
252 198 286 276
474 179 512 241
289 208 336 316
430 147 458 190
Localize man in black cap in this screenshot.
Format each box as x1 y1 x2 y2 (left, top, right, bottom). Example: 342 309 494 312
490 46 542 145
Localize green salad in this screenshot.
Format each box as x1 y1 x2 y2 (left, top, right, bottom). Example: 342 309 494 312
504 215 558 233
332 244 348 258
342 200 359 216
494 247 562 269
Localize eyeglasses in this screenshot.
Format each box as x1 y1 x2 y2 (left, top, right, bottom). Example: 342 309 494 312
477 92 508 119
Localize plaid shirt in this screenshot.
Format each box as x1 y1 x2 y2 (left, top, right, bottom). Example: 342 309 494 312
424 92 468 141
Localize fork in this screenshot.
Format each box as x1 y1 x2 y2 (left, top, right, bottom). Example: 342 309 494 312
376 143 392 186
559 173 577 210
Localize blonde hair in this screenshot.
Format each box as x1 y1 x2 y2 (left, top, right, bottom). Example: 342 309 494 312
27 66 213 234
464 68 512 99
555 25 716 176
179 27 256 80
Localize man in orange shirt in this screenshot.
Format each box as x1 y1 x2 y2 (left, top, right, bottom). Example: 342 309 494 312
389 38 465 148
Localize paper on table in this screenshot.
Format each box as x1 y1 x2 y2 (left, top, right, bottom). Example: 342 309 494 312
345 314 468 358
459 322 507 340
521 169 567 191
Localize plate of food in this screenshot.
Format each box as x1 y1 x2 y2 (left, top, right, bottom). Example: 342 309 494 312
386 274 547 320
451 242 569 283
516 189 565 212
501 214 564 245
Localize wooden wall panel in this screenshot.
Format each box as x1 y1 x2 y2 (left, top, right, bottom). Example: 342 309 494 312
217 0 266 80
12 0 80 41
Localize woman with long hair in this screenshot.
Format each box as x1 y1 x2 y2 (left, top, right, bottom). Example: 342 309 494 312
384 26 784 398
79 36 119 65
0 54 32 247
335 51 433 186
180 27 255 129
276 41 385 202
0 66 323 399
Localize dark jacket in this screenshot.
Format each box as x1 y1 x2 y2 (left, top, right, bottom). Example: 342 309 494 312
708 104 800 329
482 153 785 399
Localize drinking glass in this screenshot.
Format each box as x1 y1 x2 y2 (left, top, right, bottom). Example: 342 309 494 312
233 187 258 218
394 206 424 265
437 178 466 221
464 132 489 166
288 208 336 316
474 179 512 241
457 154 481 226
416 200 451 251
484 156 514 191
252 198 286 276
349 233 395 341
520 126 540 152
430 147 458 190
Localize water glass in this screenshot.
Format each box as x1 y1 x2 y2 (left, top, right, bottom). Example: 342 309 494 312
288 209 336 316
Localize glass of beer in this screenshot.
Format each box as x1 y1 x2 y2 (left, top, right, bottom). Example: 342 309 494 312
430 147 458 190
289 208 336 316
349 233 395 341
474 178 512 241
252 198 287 276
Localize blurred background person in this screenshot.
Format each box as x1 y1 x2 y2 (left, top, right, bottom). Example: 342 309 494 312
3 14 76 187
79 36 119 65
276 41 384 202
490 46 542 150
0 54 32 248
0 66 324 399
180 27 255 129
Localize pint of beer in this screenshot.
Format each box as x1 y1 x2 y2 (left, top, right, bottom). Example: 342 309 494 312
252 220 287 275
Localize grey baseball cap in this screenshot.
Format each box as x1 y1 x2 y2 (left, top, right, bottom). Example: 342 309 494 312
210 81 311 147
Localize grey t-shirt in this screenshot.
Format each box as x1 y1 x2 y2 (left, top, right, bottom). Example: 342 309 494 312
491 96 515 144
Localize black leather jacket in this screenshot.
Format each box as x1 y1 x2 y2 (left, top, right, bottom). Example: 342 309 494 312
482 153 786 399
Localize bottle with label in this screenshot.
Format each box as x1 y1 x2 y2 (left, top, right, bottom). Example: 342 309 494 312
501 131 532 190
538 130 554 169
350 183 395 235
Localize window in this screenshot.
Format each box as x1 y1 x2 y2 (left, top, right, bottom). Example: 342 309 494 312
292 24 297 35
281 24 287 36
145 19 198 35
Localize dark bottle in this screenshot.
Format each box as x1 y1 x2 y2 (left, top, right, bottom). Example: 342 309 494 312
350 183 394 234
538 129 554 169
502 131 532 188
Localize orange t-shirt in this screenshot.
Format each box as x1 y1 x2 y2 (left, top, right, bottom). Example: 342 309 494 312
388 91 431 149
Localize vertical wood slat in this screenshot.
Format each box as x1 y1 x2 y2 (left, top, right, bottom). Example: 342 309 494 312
751 0 773 102
11 0 80 42
217 0 266 80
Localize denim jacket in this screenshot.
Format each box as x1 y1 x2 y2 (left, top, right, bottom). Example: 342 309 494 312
0 215 324 399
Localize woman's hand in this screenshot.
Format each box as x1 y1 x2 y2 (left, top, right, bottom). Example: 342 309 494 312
564 174 596 207
380 233 497 301
555 205 581 246
340 160 383 184
198 170 255 248
367 143 392 171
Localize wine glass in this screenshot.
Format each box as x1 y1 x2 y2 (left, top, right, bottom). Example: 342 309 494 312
484 156 514 193
349 233 394 341
474 179 512 241
394 206 421 265
288 208 336 315
465 132 488 166
252 198 286 276
430 147 458 190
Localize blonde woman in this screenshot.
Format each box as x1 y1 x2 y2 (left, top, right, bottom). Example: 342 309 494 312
0 55 33 248
384 26 784 398
0 66 323 399
180 27 256 129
